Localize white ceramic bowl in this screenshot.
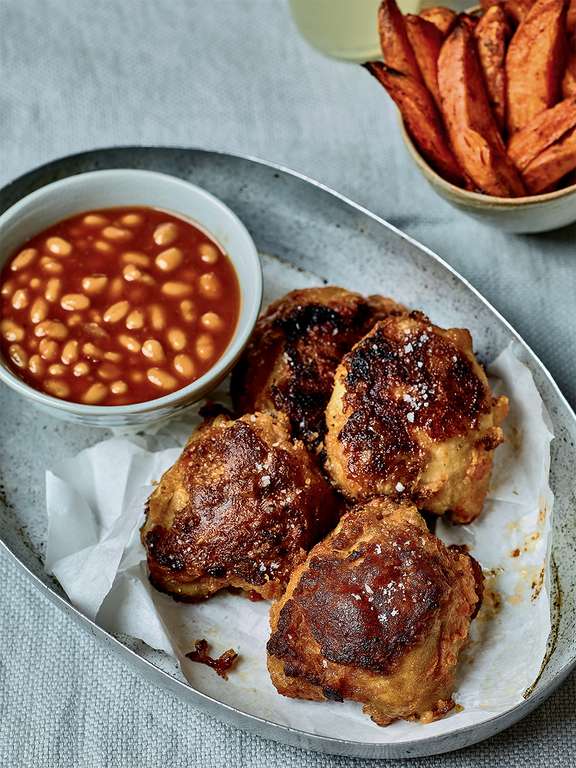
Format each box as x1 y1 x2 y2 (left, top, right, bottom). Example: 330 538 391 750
0 169 262 428
400 120 576 234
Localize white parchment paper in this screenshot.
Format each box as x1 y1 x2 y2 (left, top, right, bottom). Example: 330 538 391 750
44 257 555 744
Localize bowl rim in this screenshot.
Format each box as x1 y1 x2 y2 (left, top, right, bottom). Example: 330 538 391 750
400 120 576 208
0 168 263 416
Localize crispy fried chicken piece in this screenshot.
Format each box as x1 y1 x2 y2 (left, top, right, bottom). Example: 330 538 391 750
230 287 404 451
267 498 483 725
325 312 508 523
142 411 340 601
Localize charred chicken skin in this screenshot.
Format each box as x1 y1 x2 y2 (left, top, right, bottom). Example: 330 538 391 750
142 410 340 601
230 287 404 451
267 497 483 725
325 311 508 523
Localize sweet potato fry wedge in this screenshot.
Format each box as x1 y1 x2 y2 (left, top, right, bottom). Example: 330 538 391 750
522 125 576 191
568 0 576 34
475 6 512 131
481 0 535 25
405 15 443 106
364 62 466 186
438 22 526 195
506 0 567 134
419 6 457 37
378 0 421 80
504 0 536 24
563 32 576 97
508 97 576 170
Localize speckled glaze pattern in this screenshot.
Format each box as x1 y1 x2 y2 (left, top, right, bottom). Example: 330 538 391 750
0 148 574 760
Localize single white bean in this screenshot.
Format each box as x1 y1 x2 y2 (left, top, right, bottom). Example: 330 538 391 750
149 304 166 331
44 278 62 303
44 379 70 399
102 226 132 242
173 353 195 378
28 354 45 376
110 380 128 395
199 243 219 264
82 342 104 360
142 339 165 363
8 344 28 368
200 311 224 332
198 272 222 299
67 313 83 328
94 240 114 254
125 309 144 330
82 275 108 295
147 367 177 389
61 293 91 311
166 328 187 351
30 297 49 324
153 222 179 247
38 338 60 361
195 333 215 362
97 362 121 381
161 281 191 298
155 247 183 272
11 248 38 271
122 251 150 267
61 340 79 365
82 382 108 404
1 281 15 297
180 300 196 323
118 334 141 353
11 289 29 310
123 264 143 282
46 237 72 256
121 213 144 227
73 361 90 377
108 277 124 300
34 320 68 340
0 319 24 342
83 214 109 227
103 300 130 323
40 257 63 275
84 322 109 340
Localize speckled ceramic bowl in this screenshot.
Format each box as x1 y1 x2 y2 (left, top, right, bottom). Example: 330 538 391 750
401 122 576 234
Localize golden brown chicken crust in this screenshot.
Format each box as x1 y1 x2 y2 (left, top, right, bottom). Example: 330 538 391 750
267 498 483 725
141 411 340 601
325 312 508 523
230 287 405 450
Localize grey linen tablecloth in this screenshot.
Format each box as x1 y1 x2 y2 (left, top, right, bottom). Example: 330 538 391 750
1 1 575 765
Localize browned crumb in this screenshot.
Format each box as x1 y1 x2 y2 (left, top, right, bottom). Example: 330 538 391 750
185 639 239 679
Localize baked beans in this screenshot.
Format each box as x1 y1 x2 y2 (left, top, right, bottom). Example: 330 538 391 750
0 207 240 405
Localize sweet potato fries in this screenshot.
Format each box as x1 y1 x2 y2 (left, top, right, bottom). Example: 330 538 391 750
366 0 576 197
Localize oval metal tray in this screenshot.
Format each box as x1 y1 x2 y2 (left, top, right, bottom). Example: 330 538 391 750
0 147 574 760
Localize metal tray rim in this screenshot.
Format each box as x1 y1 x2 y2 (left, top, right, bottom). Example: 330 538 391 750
1 145 574 760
